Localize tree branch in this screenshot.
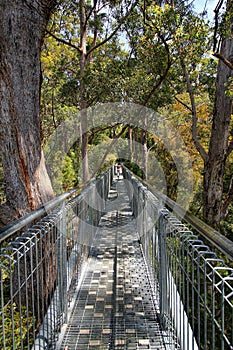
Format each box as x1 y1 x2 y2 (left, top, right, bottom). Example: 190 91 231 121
143 33 172 106
86 7 98 64
180 58 208 162
86 0 140 57
46 30 82 52
148 142 158 152
91 124 129 178
174 96 192 111
212 52 233 70
85 0 98 26
213 0 224 53
90 123 121 137
143 65 171 106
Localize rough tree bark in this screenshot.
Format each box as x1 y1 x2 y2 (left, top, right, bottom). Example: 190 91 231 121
181 23 233 228
203 37 233 228
0 0 56 225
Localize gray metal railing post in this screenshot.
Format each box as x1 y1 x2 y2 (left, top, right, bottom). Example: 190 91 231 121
59 201 68 323
1 166 233 349
0 167 113 350
122 166 233 349
158 211 168 329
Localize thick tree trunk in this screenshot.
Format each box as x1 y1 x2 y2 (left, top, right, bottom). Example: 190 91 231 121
0 0 57 324
0 0 55 223
79 0 90 182
203 38 233 228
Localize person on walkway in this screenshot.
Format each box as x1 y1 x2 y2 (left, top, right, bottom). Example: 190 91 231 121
116 163 121 179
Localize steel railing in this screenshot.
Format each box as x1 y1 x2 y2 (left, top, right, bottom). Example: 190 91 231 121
123 167 233 350
1 164 233 350
0 168 113 350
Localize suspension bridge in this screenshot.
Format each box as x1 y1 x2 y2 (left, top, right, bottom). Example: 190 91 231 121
0 166 233 350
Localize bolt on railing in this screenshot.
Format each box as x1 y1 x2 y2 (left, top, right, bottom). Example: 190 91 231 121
0 168 113 350
123 167 233 350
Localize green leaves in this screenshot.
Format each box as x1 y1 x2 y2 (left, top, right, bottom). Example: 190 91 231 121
225 77 233 98
0 304 35 350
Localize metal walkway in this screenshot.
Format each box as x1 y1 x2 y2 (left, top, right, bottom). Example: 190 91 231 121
1 166 233 350
57 178 167 349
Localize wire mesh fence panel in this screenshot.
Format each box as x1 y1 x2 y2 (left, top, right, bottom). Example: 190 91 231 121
0 168 113 350
2 165 232 349
123 167 233 350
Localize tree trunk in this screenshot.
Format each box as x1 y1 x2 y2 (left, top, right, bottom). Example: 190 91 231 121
0 0 55 223
79 0 90 182
141 129 148 180
80 107 90 182
128 126 133 162
133 127 139 164
203 38 233 228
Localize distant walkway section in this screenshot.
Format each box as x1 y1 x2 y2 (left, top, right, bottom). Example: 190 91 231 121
57 177 170 350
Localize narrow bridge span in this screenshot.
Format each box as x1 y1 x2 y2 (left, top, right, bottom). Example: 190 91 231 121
0 167 233 350
57 175 172 349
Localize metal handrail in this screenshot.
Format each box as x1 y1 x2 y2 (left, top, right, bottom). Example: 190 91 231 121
153 187 233 261
123 166 233 349
0 167 113 350
0 164 115 245
0 188 80 244
122 165 233 261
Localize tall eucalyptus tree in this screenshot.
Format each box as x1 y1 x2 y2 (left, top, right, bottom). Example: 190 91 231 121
0 0 56 225
202 0 233 227
47 0 139 182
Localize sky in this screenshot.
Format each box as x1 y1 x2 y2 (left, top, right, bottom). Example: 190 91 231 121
193 0 220 21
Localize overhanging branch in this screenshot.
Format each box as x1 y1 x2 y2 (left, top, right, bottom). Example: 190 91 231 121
86 0 140 57
46 30 82 53
212 52 233 70
143 33 172 106
174 96 192 111
91 124 129 178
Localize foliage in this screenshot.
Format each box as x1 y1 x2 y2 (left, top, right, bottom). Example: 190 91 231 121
97 153 117 175
123 160 143 178
39 1 233 231
219 203 233 239
62 153 77 191
40 35 79 141
225 77 233 98
44 146 79 194
159 92 212 189
0 304 35 350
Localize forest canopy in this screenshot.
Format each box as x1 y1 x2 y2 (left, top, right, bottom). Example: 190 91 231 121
0 0 233 235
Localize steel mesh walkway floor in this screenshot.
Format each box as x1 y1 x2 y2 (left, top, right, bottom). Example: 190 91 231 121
58 177 168 350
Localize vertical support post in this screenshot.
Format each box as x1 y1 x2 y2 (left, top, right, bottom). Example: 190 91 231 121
144 193 150 265
158 211 168 329
58 201 68 324
63 202 68 322
90 185 94 247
